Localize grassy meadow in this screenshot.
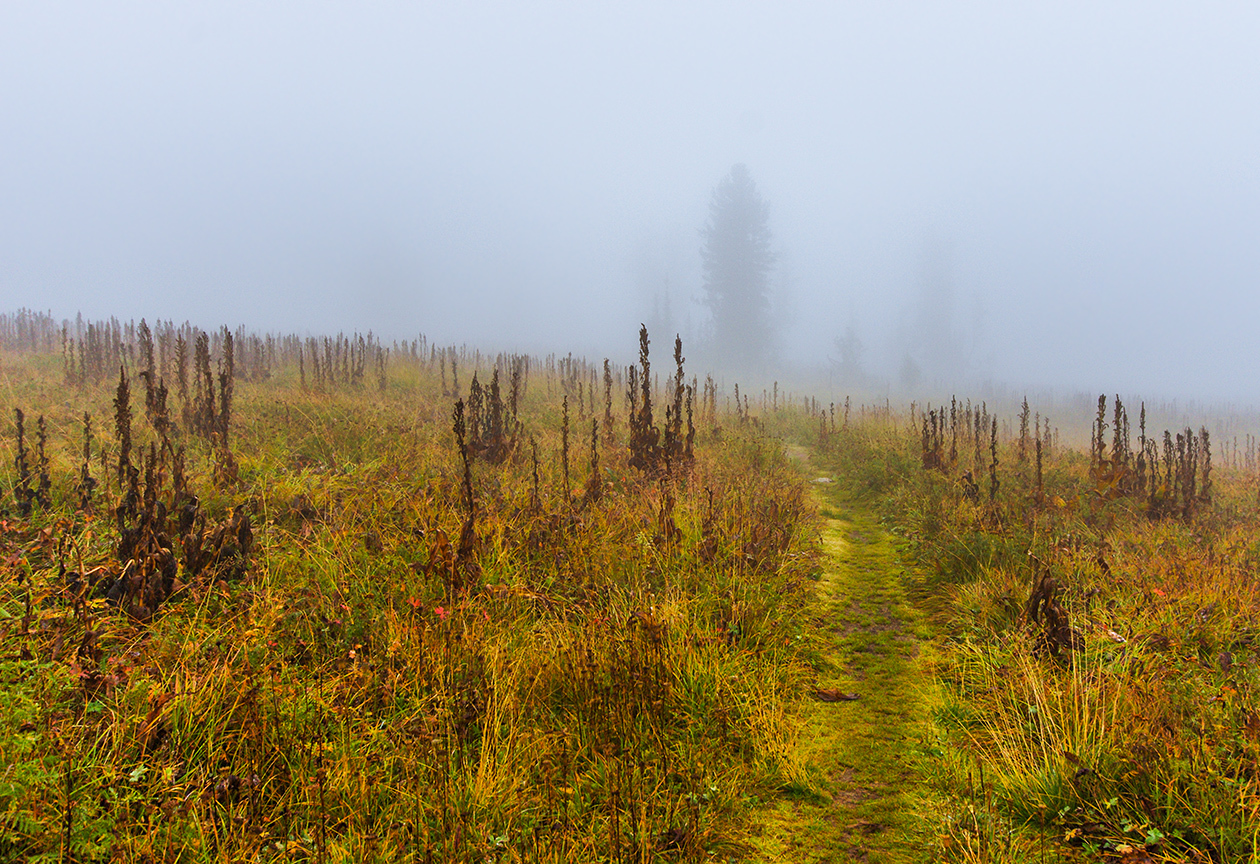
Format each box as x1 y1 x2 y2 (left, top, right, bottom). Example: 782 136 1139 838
1 310 1258 863
816 399 1260 862
0 315 821 862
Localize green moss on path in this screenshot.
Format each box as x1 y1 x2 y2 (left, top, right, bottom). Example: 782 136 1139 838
746 452 942 862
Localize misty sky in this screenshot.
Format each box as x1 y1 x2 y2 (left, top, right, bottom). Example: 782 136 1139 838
3 2 1259 398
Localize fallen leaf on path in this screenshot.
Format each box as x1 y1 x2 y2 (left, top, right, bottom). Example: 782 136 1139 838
814 688 860 702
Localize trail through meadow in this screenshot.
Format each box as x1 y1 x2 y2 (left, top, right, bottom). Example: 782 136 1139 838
746 446 940 862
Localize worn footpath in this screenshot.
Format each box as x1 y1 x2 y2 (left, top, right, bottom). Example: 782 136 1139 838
747 449 940 863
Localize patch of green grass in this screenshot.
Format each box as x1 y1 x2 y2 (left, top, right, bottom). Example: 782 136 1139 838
745 451 942 863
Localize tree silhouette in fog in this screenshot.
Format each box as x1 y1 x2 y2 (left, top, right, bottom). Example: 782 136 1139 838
700 164 775 368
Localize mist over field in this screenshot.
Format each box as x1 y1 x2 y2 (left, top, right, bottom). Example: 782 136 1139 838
3 2 1259 399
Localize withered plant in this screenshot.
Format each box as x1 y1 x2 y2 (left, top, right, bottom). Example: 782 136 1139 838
949 396 958 465
920 406 946 471
1090 394 1107 478
663 335 688 471
13 408 33 516
627 325 661 473
1025 571 1080 658
114 366 132 489
1017 397 1030 464
77 413 97 513
465 368 516 464
138 319 156 418
436 399 480 598
509 354 526 423
561 394 571 502
583 418 602 505
34 416 51 509
988 417 999 503
175 333 189 424
1034 429 1044 507
603 358 615 446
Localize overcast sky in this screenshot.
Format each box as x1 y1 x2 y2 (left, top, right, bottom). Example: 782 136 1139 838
2 2 1259 398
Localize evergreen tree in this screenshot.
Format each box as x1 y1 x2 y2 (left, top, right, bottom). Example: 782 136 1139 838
700 164 775 368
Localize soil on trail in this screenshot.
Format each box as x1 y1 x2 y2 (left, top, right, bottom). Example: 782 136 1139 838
747 449 938 862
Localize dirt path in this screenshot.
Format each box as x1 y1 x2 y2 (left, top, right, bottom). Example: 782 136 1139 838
746 449 938 862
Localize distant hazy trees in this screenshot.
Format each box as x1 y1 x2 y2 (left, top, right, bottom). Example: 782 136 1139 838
899 239 969 389
700 164 775 369
832 324 866 385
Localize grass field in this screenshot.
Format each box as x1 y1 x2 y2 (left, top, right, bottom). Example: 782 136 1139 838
1 311 1257 862
817 399 1260 863
1 317 822 862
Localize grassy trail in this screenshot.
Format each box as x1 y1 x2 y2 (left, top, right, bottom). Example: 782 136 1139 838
746 447 939 862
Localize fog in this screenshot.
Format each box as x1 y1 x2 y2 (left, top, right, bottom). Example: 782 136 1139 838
3 2 1259 399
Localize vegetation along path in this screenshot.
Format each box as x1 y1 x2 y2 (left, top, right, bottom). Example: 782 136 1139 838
747 446 940 862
